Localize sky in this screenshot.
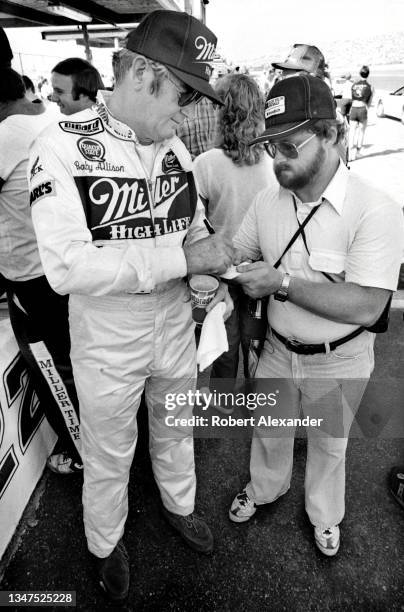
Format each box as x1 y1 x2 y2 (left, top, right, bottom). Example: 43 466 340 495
5 0 404 77
205 0 404 62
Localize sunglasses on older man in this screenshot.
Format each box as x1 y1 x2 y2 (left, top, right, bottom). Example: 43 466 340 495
264 133 316 159
166 72 203 107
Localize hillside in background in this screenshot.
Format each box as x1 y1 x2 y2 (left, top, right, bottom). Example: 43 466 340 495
324 31 404 70
240 31 404 72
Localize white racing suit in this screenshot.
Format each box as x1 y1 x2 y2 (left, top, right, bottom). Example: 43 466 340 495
29 103 208 558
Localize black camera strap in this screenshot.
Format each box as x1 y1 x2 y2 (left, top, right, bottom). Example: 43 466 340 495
274 197 324 271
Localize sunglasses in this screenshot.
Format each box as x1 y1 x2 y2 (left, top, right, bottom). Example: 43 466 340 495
166 72 203 107
264 133 316 159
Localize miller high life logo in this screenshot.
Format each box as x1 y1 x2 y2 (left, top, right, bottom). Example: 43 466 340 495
75 176 152 240
74 173 198 241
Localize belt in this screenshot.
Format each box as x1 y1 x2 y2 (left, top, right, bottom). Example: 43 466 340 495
271 326 364 355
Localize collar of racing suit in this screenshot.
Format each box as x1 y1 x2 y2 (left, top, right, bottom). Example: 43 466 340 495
95 90 139 143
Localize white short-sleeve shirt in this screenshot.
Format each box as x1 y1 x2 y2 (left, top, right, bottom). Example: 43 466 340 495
234 162 404 343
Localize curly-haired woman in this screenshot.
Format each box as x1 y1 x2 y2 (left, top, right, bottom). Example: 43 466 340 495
194 73 275 400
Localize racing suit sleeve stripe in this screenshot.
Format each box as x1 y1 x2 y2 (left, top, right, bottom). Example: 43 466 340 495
28 134 187 296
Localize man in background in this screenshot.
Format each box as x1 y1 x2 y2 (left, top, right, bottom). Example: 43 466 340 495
0 66 82 475
272 43 349 164
177 96 218 159
272 43 326 80
339 73 354 122
51 57 104 115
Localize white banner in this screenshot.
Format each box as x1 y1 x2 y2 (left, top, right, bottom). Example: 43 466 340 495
0 318 56 560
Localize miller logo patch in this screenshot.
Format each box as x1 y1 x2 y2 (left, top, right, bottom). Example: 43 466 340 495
59 118 104 135
74 176 151 240
30 180 55 206
77 137 105 162
265 96 286 118
74 173 198 241
162 151 183 174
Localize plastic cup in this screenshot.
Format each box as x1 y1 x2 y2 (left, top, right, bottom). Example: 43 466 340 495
189 275 219 325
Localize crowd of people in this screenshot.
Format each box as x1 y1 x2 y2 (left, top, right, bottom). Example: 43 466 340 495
0 9 403 604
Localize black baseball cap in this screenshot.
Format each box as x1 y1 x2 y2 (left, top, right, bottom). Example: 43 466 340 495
250 73 336 143
126 10 223 105
272 44 326 78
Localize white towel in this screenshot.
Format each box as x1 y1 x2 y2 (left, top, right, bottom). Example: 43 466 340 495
196 302 228 372
220 262 250 280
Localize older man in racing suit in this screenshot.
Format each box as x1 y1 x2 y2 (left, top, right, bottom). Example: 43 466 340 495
29 10 233 602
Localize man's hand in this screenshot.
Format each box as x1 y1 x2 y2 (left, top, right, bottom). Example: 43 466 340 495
232 248 253 267
184 235 234 275
206 281 233 321
235 261 283 298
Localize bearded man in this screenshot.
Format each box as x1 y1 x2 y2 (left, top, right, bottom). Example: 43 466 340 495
228 74 403 557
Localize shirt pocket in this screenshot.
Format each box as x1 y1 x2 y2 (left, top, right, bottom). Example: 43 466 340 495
309 249 346 274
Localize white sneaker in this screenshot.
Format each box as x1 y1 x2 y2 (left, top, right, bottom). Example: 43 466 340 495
229 489 257 523
314 525 340 556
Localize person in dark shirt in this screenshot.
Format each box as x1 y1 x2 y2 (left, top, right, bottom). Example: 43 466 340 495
349 65 373 160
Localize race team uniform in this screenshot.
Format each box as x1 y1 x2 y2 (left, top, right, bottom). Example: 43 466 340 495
0 112 81 467
29 101 209 558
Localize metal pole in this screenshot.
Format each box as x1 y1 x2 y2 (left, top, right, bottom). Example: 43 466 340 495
201 0 206 24
82 24 93 63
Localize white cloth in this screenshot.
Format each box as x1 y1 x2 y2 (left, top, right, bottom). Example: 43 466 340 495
0 110 54 280
220 262 249 280
197 302 228 371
